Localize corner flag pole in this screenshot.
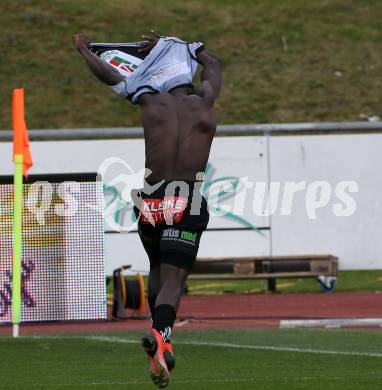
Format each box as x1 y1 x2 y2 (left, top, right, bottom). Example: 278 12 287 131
12 88 32 338
12 156 23 338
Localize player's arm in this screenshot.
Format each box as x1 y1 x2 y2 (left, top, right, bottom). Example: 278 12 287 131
197 49 222 106
73 33 125 86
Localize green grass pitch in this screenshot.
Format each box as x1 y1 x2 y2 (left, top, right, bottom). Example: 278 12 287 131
1 329 381 389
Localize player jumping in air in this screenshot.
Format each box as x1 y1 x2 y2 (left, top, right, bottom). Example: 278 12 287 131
73 31 221 388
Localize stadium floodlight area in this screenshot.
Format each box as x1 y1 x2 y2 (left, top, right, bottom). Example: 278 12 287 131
0 173 106 323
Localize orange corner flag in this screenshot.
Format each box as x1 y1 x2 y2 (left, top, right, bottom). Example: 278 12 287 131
12 88 33 177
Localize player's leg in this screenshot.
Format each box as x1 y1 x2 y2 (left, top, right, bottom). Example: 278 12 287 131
139 231 160 321
147 264 160 320
150 189 209 375
146 263 188 357
154 263 189 339
142 264 175 387
135 214 170 387
142 262 188 386
134 214 161 320
156 262 188 315
154 263 188 371
145 230 203 374
142 186 209 387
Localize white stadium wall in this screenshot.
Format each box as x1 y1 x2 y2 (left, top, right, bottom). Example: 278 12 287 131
270 134 382 270
1 133 381 273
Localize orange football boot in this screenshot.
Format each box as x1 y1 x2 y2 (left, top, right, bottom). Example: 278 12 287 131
163 342 175 371
142 329 170 388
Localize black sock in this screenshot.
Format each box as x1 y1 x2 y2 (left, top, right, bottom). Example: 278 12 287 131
152 304 176 343
148 295 157 321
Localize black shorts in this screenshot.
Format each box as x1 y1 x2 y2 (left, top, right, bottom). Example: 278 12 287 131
133 180 209 272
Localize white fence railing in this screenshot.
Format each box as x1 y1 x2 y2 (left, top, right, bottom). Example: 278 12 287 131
1 121 382 141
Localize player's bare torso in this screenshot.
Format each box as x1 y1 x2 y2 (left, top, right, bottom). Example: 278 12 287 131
139 91 216 182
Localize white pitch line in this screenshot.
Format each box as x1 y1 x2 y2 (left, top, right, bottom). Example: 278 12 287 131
19 334 382 359
175 340 382 358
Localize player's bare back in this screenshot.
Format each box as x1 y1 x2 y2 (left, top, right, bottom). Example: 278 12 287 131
139 90 217 182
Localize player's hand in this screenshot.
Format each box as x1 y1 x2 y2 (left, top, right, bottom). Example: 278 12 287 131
138 30 162 53
73 33 90 51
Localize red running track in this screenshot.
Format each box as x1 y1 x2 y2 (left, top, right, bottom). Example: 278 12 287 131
1 292 381 336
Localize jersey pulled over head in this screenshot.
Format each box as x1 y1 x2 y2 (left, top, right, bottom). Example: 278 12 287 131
91 37 204 103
